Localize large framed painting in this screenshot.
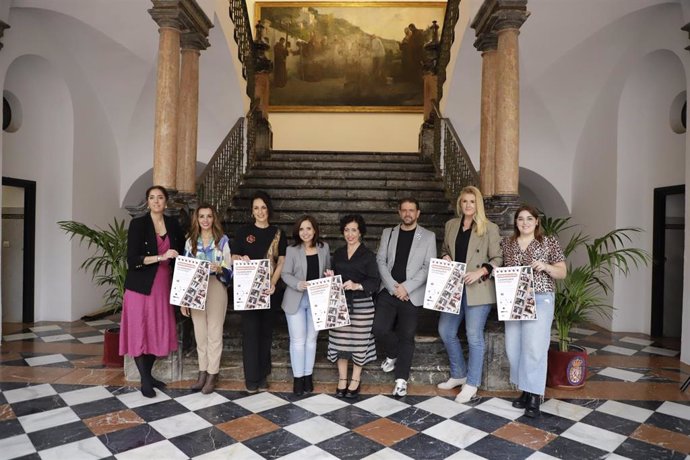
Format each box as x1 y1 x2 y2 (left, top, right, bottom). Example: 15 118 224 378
255 2 446 112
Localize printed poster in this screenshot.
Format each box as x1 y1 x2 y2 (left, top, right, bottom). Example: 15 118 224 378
494 266 537 320
233 259 271 311
306 275 351 331
423 258 467 314
170 256 210 310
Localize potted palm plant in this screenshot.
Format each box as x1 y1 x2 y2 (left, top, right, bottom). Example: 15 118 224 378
58 218 128 367
541 216 649 389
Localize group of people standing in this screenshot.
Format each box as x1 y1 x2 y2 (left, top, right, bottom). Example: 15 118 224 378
119 184 566 419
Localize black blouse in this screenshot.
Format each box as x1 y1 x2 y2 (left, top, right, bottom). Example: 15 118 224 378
332 244 380 303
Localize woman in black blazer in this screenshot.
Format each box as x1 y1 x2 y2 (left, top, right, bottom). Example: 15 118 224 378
120 185 185 398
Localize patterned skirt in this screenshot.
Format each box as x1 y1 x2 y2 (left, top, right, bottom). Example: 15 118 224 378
327 295 377 366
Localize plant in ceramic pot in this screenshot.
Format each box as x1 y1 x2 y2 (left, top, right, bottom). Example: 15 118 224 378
540 216 649 388
58 218 128 367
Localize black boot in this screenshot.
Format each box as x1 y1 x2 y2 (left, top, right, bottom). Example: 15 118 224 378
303 375 314 394
134 355 155 398
293 377 305 396
512 391 528 409
525 393 542 418
191 371 208 391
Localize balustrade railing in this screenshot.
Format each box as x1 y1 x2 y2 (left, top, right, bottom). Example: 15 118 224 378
436 0 461 102
229 0 257 102
429 102 480 203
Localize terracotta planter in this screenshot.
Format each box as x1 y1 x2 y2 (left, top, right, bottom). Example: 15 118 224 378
546 343 587 389
103 327 124 368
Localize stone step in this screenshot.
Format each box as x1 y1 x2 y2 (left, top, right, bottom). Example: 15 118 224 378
269 151 426 164
236 187 449 201
255 160 436 173
245 169 436 181
230 198 452 213
240 177 445 190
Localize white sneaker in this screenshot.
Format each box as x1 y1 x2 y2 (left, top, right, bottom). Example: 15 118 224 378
393 378 407 397
381 357 397 373
437 377 467 390
454 384 478 404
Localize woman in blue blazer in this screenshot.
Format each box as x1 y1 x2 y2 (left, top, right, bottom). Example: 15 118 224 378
281 215 331 396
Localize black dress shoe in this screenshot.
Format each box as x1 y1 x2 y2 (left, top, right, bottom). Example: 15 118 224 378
293 377 305 396
258 378 269 391
304 375 314 393
512 391 528 409
525 393 541 418
344 379 360 399
335 378 348 398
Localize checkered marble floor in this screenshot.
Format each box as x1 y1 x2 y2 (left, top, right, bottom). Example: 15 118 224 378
1 320 689 459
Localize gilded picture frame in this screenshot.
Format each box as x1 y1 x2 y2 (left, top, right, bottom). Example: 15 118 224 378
255 2 446 113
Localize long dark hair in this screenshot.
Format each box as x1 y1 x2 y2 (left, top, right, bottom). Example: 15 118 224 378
511 204 544 242
145 185 168 202
188 204 224 256
250 190 274 221
291 215 323 248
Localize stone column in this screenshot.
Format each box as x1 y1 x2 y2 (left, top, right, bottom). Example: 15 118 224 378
494 12 527 197
475 33 498 198
149 13 183 190
176 32 209 194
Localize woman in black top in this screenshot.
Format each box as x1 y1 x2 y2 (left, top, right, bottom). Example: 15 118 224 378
120 185 185 398
326 214 380 398
231 191 287 393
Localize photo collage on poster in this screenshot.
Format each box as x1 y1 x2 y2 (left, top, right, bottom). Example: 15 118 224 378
170 256 211 310
423 258 467 314
306 275 350 331
494 266 537 321
233 259 271 311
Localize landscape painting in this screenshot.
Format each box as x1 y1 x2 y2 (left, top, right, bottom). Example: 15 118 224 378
255 2 446 112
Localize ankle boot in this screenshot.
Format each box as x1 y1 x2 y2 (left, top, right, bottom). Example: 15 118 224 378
201 373 218 394
303 375 314 393
293 377 305 396
525 393 541 418
512 391 528 409
134 355 155 398
191 371 208 391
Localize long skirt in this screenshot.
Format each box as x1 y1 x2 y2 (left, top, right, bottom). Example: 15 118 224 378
327 295 377 366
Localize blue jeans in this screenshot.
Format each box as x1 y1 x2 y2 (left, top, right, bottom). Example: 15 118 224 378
285 293 318 377
504 292 555 395
437 291 491 387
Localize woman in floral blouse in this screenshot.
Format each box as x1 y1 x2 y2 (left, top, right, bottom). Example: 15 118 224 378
182 204 232 394
501 205 566 417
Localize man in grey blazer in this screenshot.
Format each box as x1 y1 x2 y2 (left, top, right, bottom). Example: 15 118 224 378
373 198 437 397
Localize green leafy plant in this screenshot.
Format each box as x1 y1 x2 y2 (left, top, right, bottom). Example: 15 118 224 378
541 216 650 352
58 218 128 314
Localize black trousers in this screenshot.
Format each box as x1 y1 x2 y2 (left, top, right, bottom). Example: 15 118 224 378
372 291 419 380
240 289 283 387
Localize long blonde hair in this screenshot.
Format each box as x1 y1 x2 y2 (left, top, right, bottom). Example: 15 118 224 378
456 186 489 236
188 204 224 256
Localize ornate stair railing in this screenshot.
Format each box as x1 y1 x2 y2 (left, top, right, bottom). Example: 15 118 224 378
429 101 480 203
228 0 257 102
436 0 461 103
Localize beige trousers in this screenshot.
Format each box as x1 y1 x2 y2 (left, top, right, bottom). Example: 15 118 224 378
191 277 228 374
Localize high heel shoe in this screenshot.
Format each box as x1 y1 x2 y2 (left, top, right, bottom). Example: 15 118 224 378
304 374 314 394
293 377 305 396
335 378 348 398
345 379 360 399
525 393 542 418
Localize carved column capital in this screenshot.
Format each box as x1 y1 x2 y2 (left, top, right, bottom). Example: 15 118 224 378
493 9 530 32
181 31 210 51
474 32 498 52
0 20 10 51
149 0 213 37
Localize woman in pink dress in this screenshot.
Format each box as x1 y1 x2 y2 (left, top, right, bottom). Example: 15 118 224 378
119 185 185 397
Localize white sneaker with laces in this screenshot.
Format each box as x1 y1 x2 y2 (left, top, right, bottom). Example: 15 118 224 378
454 384 478 404
393 378 407 397
381 357 397 373
437 377 467 390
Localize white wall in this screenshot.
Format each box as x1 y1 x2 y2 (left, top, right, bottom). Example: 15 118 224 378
614 49 686 333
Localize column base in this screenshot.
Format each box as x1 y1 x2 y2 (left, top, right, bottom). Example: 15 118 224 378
485 194 521 235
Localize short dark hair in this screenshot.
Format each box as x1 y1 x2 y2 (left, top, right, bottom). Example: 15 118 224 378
339 214 367 236
292 215 323 248
145 185 168 201
398 197 419 211
250 190 274 221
